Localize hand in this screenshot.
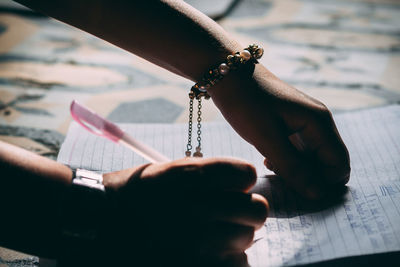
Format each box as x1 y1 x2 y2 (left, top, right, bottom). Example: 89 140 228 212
210 64 351 199
100 157 268 266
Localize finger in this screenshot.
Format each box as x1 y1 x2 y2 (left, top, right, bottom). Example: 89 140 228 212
197 222 255 254
140 157 257 192
294 111 351 185
259 109 350 199
194 192 268 229
254 118 322 199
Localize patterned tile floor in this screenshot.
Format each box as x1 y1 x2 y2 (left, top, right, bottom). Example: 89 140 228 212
0 0 399 265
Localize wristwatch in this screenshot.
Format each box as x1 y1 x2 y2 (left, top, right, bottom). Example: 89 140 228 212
71 168 105 192
59 168 108 241
56 168 114 265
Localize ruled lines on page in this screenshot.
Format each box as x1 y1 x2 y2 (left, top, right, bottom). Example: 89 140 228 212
57 106 400 267
247 106 400 266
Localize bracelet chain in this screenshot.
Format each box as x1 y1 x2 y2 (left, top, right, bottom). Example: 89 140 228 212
185 44 264 157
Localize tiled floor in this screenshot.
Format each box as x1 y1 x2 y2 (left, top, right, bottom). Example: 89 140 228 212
0 0 399 265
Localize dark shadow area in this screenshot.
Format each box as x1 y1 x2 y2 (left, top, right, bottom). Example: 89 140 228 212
57 242 251 267
56 181 254 267
250 175 348 218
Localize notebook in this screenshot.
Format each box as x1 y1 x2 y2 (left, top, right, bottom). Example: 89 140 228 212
57 105 400 266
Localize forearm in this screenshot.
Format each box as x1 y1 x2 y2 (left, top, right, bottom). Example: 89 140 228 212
0 141 72 257
15 0 242 81
12 0 350 200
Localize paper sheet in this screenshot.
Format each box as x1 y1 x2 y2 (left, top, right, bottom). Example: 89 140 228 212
57 106 400 266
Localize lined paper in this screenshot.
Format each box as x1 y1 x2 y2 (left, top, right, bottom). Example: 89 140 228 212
57 106 400 266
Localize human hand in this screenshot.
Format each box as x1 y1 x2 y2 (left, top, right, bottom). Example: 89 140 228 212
210 64 350 200
100 157 268 266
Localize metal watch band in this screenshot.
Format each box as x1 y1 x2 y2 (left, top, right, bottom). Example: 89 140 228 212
72 169 105 192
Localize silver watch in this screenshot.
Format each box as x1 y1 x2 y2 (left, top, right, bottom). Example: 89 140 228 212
72 169 105 192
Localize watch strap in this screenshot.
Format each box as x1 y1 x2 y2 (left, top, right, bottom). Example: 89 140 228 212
59 168 107 241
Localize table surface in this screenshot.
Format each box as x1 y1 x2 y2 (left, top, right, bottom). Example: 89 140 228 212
1 0 400 266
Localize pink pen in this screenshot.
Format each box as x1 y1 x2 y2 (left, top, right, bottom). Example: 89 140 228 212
70 100 170 163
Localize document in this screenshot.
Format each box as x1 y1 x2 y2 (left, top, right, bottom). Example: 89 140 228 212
58 105 400 266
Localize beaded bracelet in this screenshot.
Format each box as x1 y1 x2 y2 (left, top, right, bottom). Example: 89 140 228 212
185 44 264 157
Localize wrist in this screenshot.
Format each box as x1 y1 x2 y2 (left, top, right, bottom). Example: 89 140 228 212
210 63 274 98
57 169 113 261
184 44 266 157
207 63 263 115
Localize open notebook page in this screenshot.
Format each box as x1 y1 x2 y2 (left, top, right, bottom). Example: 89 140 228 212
57 105 400 266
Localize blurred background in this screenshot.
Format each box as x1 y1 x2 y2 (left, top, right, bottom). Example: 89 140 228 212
0 0 399 265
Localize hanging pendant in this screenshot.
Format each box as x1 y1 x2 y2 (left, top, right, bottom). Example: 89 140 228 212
186 89 205 158
193 99 203 158
185 97 194 157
